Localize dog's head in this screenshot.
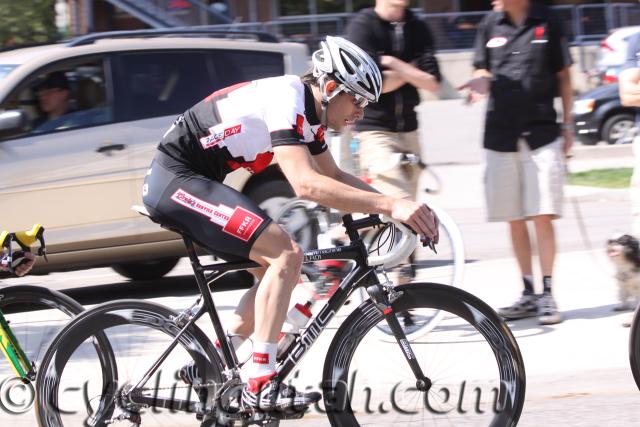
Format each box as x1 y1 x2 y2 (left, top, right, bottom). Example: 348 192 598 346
607 234 640 268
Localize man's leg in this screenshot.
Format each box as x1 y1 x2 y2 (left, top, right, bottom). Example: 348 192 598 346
509 219 533 279
497 219 538 319
531 214 563 324
531 215 556 278
526 140 564 325
248 224 303 342
224 267 266 339
242 222 321 411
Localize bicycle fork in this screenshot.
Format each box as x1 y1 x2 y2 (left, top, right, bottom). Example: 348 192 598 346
366 283 432 392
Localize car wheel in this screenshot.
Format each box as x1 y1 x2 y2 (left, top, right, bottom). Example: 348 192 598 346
576 134 599 146
112 257 180 280
245 179 318 251
245 179 296 218
602 113 636 145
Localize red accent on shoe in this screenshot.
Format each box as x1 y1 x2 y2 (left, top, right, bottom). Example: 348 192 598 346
214 339 221 348
253 352 270 364
247 372 276 393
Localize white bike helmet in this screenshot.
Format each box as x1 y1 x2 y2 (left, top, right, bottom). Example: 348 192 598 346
312 36 382 124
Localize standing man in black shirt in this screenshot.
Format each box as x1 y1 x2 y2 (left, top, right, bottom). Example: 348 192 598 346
345 0 441 282
460 0 573 325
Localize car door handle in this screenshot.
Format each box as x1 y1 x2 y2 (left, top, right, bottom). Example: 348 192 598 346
96 143 126 154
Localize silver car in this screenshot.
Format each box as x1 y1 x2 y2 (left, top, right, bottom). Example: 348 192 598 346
0 30 308 279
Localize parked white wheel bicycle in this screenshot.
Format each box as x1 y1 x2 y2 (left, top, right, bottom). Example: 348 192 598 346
274 197 465 342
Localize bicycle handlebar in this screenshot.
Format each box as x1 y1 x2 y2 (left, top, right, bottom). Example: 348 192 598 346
365 217 418 268
0 224 47 274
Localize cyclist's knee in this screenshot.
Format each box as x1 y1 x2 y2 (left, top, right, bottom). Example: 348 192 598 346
274 241 303 277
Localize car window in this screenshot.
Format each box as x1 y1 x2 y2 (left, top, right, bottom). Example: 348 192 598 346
113 51 212 121
0 58 111 140
0 64 18 83
209 50 285 91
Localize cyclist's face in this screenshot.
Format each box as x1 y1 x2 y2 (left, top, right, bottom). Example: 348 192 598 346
327 92 364 131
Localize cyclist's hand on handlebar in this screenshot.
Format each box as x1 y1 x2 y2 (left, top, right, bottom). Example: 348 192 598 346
390 199 439 244
2 250 36 277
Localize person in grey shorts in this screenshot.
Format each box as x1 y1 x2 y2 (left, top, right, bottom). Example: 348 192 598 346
460 0 573 325
345 0 441 281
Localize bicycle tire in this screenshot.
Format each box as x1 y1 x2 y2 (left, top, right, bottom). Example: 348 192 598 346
323 283 526 427
35 300 223 427
353 204 466 341
0 285 84 391
629 304 640 390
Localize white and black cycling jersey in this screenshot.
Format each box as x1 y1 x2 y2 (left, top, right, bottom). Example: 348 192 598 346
157 75 328 181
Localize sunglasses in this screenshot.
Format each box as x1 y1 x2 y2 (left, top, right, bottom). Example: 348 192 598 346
333 84 369 109
344 88 369 109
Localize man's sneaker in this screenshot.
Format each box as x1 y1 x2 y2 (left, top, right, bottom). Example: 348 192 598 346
497 293 539 320
538 293 563 325
241 374 321 412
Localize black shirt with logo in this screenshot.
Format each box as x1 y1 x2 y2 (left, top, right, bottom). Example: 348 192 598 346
473 4 572 152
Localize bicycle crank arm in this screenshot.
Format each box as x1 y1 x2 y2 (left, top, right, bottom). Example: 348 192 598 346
366 285 432 392
128 390 200 414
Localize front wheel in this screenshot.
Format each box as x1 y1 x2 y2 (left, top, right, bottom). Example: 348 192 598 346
323 283 526 427
352 205 466 341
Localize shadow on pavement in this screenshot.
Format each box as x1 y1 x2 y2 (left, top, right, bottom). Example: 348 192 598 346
502 303 629 335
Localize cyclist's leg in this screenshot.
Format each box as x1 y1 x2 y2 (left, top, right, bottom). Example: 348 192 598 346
223 267 266 340
242 225 321 411
248 228 302 343
143 158 274 340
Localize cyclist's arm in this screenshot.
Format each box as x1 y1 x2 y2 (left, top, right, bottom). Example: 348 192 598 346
311 149 381 194
275 144 392 214
275 144 437 237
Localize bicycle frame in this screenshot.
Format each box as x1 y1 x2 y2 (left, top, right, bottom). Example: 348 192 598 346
0 308 34 382
0 226 45 383
125 214 430 413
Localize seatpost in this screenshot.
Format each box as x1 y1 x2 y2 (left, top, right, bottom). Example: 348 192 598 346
182 236 239 368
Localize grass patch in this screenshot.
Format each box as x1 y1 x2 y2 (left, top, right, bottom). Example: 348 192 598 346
568 167 632 188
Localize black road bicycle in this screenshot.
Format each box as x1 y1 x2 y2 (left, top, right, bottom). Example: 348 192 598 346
35 210 525 427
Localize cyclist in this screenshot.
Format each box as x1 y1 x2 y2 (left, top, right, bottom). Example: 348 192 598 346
0 250 36 277
142 35 438 413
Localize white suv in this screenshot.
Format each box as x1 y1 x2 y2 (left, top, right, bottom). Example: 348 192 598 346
0 29 309 280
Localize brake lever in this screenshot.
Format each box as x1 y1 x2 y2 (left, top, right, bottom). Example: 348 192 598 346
420 236 437 254
37 229 48 261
